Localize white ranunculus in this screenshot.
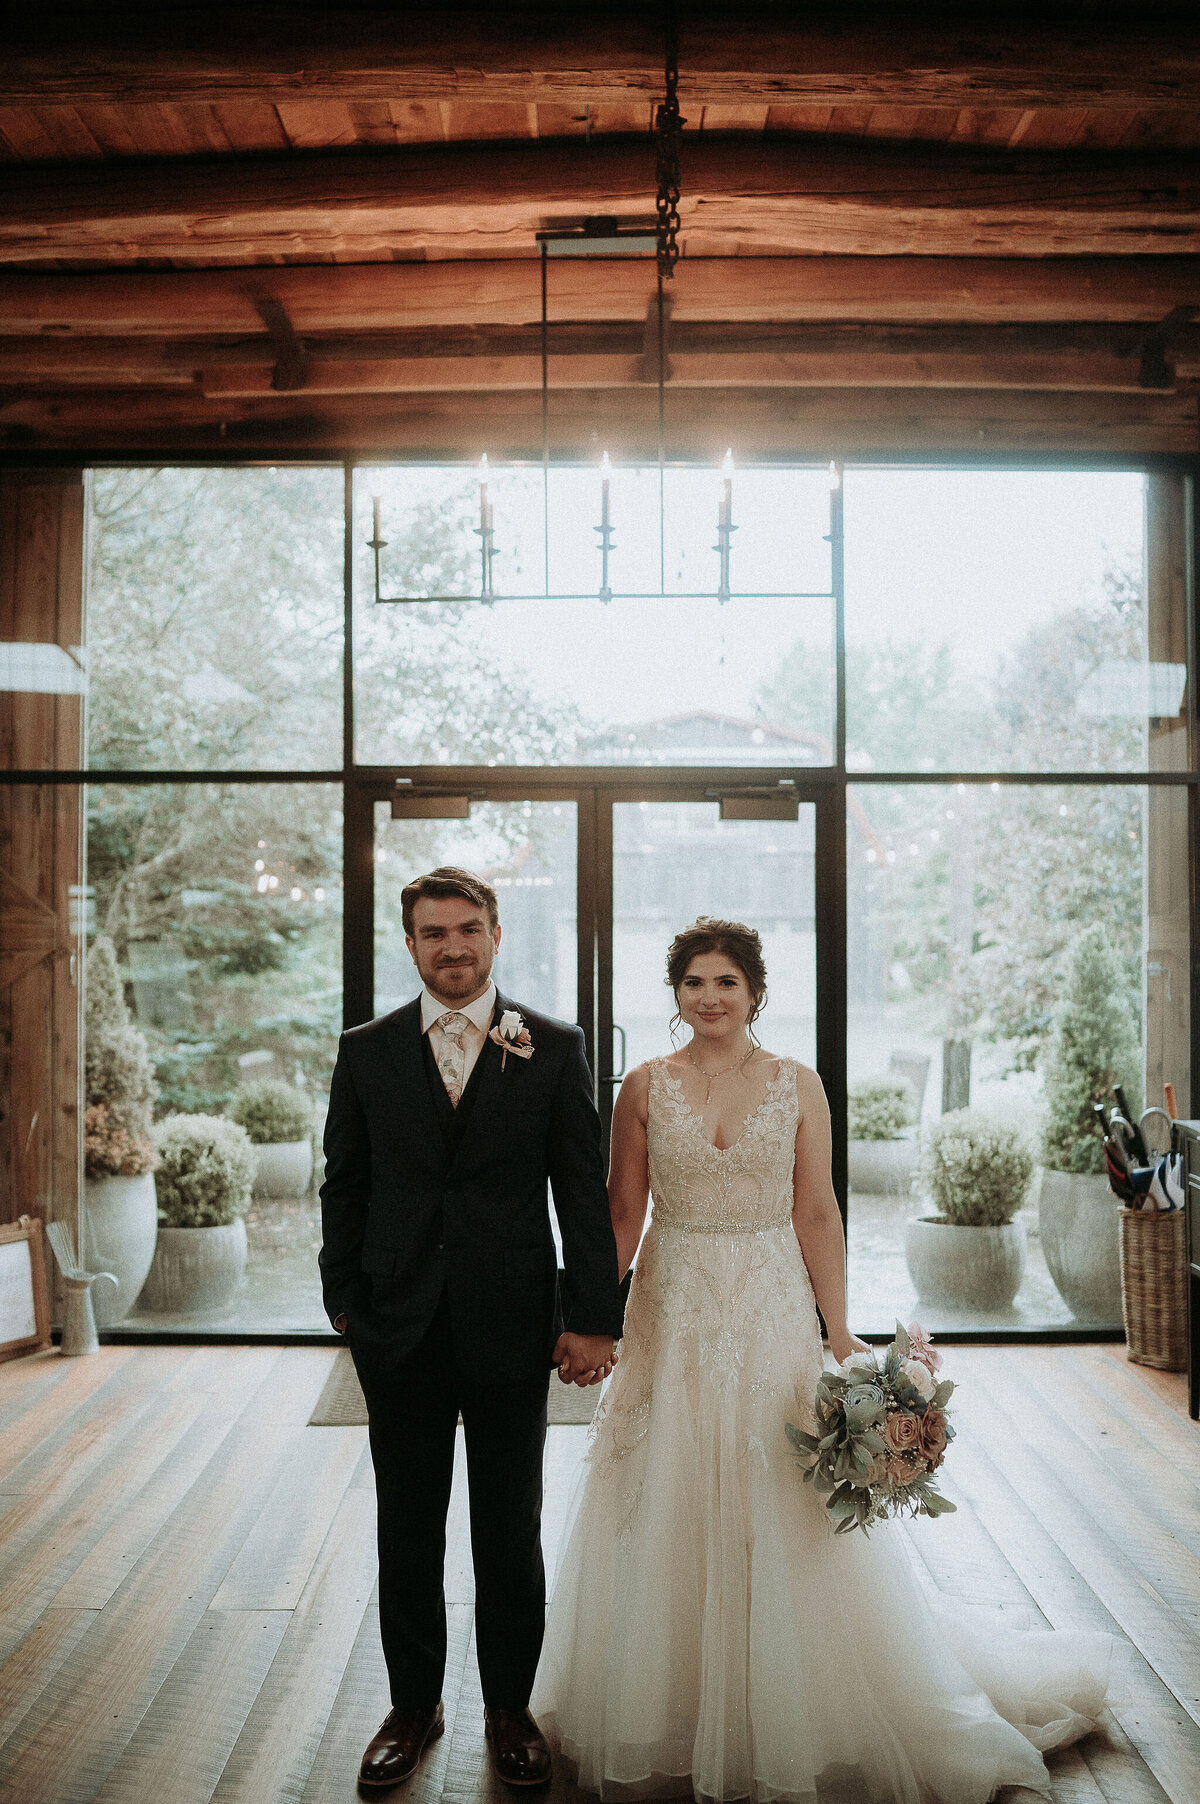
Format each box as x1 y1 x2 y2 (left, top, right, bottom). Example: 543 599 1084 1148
498 1010 524 1040
902 1357 937 1401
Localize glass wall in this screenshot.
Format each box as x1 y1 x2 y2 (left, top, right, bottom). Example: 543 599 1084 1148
87 467 344 771
83 782 342 1331
843 470 1189 774
842 468 1192 1334
81 466 345 1331
56 459 1197 1338
352 463 836 767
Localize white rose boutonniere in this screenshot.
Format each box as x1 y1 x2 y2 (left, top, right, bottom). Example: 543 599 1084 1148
488 1009 535 1069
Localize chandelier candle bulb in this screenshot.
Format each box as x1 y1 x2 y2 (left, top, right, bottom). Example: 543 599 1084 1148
596 451 615 604
474 454 496 606
716 448 736 605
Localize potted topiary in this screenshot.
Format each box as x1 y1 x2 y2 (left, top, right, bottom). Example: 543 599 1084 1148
1038 924 1139 1322
84 936 160 1327
230 1079 314 1198
905 1110 1033 1311
847 1076 918 1194
139 1114 256 1314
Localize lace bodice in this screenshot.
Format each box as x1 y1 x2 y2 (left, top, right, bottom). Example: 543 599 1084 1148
647 1056 799 1232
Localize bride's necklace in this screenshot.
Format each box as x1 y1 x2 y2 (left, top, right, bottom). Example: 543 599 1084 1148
685 1041 756 1105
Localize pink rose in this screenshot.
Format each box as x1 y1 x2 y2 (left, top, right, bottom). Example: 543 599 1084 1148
882 1411 920 1455
906 1322 942 1372
918 1408 948 1467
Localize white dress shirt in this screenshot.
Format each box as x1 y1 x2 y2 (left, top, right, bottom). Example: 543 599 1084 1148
421 979 496 1094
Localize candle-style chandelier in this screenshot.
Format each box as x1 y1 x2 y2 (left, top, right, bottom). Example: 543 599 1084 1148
368 9 836 611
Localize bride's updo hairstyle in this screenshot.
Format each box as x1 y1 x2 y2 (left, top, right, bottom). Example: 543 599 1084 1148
666 917 768 1043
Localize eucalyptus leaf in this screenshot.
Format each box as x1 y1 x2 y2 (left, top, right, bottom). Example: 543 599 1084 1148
893 1320 911 1354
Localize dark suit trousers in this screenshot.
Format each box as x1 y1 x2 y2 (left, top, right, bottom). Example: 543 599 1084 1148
350 1288 550 1710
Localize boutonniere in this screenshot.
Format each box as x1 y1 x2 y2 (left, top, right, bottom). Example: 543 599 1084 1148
488 1009 534 1069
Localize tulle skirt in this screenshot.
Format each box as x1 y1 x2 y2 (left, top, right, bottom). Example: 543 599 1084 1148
531 1221 1111 1804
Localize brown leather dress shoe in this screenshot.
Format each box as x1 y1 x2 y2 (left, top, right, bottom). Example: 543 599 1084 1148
358 1701 444 1788
484 1707 552 1787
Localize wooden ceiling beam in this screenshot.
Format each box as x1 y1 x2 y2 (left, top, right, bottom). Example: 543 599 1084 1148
5 257 1200 337
3 383 1194 458
4 11 1200 113
2 323 1189 394
5 140 1200 263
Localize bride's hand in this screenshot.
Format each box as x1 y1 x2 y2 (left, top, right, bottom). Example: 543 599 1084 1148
828 1331 871 1365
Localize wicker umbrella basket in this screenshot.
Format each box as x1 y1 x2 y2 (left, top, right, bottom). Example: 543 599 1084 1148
1118 1207 1188 1371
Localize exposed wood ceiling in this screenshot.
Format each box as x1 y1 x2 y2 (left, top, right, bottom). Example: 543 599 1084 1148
4 5 1200 454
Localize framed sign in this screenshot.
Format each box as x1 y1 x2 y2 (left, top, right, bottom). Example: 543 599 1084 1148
0 1216 52 1363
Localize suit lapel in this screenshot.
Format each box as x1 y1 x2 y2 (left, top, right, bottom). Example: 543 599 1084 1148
384 998 450 1168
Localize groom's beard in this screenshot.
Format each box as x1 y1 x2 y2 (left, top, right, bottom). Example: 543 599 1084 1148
420 953 493 1003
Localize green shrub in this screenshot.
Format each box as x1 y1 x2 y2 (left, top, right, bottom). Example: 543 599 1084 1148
848 1076 915 1142
920 1110 1033 1227
84 936 157 1177
154 1114 255 1227
230 1079 312 1145
1041 925 1141 1175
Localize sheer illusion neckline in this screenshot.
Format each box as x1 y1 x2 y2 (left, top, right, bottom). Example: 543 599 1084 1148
658 1057 791 1153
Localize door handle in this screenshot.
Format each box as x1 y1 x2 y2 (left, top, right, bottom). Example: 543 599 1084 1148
600 1023 627 1084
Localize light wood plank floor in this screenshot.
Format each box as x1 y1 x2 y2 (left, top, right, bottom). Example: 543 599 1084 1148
0 1344 1195 1804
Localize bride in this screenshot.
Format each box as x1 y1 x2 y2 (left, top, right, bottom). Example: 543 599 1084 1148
531 917 1111 1804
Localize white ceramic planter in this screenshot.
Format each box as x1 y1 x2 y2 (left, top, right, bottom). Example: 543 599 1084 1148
84 1170 159 1328
847 1138 919 1196
904 1214 1027 1311
1037 1169 1122 1322
251 1139 314 1199
138 1219 248 1315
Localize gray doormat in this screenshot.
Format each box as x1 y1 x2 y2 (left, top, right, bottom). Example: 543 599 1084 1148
309 1349 600 1427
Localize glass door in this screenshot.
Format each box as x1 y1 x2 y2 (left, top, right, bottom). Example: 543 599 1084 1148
350 773 843 1205
608 797 818 1076
370 792 579 1024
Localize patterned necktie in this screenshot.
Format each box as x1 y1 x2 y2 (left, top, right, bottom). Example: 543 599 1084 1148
434 1011 471 1107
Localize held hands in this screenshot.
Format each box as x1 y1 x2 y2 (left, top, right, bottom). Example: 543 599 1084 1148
827 1331 871 1365
552 1331 618 1387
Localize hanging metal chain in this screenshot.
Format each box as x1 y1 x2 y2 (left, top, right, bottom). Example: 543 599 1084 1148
655 7 684 279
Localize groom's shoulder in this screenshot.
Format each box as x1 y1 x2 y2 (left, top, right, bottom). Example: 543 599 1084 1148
339 999 417 1053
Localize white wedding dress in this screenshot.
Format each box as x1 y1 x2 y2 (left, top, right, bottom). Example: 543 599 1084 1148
531 1057 1111 1804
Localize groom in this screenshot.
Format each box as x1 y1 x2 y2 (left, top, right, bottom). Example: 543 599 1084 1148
319 866 625 1790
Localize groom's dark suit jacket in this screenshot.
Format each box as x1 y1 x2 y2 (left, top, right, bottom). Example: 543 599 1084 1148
319 990 626 1379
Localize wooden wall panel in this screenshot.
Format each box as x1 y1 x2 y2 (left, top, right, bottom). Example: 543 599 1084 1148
0 470 85 1259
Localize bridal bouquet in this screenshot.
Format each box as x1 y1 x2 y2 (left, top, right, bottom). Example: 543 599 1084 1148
786 1322 956 1536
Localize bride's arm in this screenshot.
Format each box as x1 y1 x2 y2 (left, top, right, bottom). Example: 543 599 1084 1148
790 1066 869 1365
608 1065 652 1281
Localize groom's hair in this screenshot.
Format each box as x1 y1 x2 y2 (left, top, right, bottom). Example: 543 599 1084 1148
401 866 500 937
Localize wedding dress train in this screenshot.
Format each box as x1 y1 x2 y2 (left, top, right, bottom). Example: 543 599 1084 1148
531 1058 1111 1804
